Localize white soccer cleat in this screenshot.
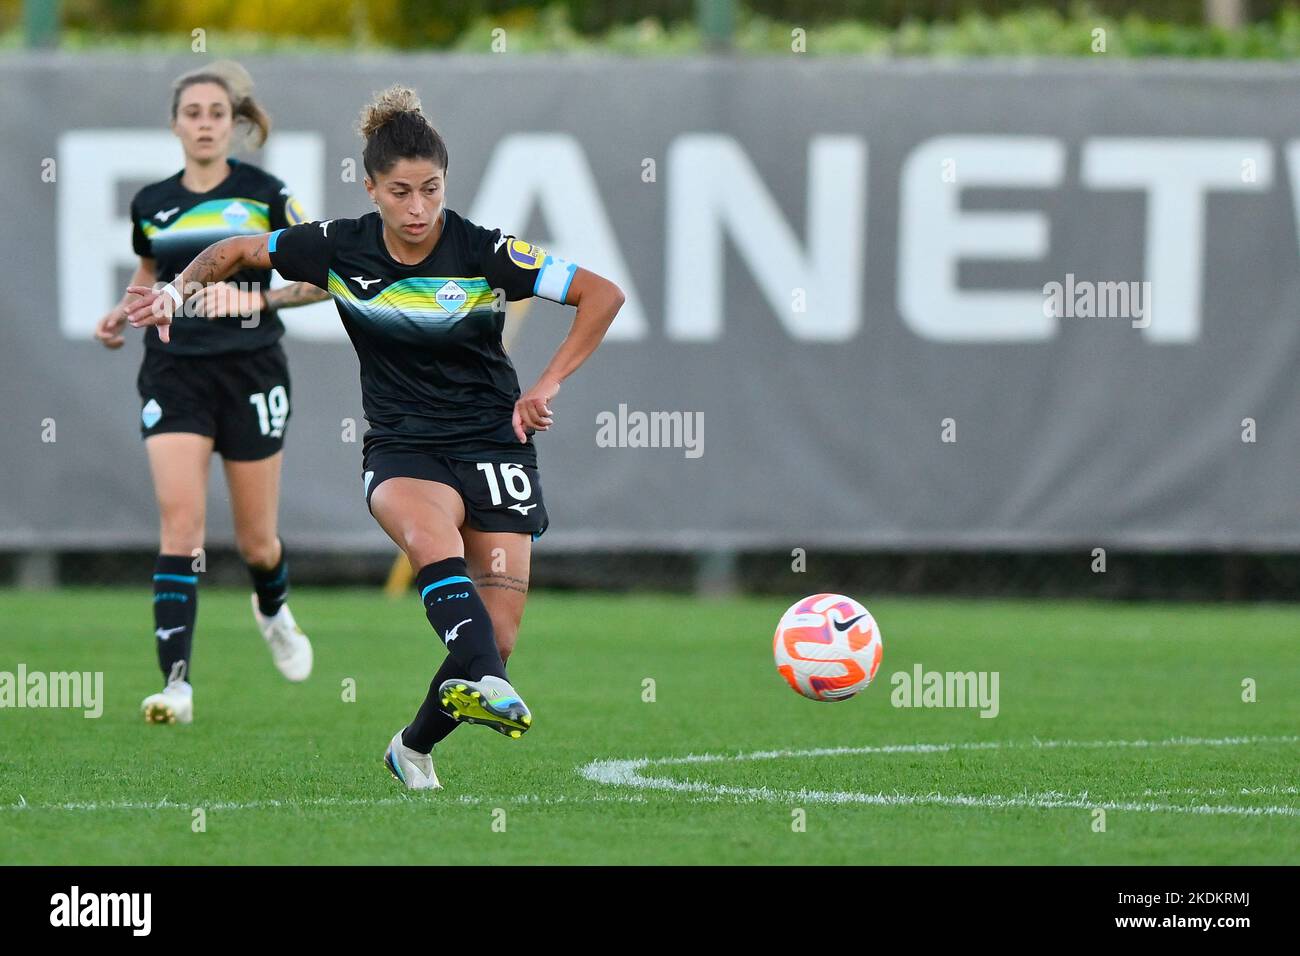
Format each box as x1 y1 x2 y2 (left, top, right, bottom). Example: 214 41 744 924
142 679 193 725
384 729 442 790
251 594 313 682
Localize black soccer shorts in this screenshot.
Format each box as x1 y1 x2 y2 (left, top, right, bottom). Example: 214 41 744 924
362 439 549 539
137 343 292 461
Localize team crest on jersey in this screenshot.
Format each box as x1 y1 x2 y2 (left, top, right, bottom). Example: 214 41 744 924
507 239 546 270
435 280 468 314
221 201 250 227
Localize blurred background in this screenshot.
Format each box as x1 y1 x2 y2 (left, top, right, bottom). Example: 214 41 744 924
2 0 1299 601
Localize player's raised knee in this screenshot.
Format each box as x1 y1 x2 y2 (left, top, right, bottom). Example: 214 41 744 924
401 530 461 570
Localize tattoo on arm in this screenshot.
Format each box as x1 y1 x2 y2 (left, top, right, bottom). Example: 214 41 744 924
182 242 227 287
177 236 268 290
264 282 331 310
476 573 529 594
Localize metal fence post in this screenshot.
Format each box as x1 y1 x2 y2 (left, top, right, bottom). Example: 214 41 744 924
698 0 735 52
23 0 60 49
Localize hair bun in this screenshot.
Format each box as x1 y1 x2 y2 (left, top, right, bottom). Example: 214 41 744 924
359 85 423 138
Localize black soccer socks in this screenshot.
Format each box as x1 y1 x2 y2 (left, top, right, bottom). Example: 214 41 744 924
402 653 464 753
153 554 198 685
415 557 507 683
249 542 289 617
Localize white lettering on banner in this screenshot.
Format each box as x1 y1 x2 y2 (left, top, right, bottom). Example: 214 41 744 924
55 130 1291 346
1081 138 1272 343
57 130 334 340
1285 143 1300 269
468 133 646 340
666 134 866 341
264 133 338 340
58 131 177 340
899 135 1064 342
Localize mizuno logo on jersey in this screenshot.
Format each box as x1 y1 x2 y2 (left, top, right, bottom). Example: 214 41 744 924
319 220 334 237
508 503 537 515
351 276 382 290
155 207 180 222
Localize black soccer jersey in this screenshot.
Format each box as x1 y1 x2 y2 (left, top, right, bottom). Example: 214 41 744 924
131 158 307 356
267 208 578 465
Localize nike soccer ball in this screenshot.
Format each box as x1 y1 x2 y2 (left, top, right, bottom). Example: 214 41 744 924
774 593 883 702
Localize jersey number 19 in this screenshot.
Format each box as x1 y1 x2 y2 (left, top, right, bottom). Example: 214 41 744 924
249 386 289 439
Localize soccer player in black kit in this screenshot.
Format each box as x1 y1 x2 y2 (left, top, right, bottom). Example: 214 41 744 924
96 61 329 726
126 86 625 789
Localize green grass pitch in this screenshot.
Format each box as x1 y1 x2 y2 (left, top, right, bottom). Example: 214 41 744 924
0 588 1296 864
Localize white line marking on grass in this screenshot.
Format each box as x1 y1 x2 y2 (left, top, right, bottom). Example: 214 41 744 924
0 793 649 814
1136 785 1300 798
577 734 1300 818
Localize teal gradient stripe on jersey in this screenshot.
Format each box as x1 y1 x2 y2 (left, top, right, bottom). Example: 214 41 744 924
145 227 271 256
326 271 499 334
141 198 272 242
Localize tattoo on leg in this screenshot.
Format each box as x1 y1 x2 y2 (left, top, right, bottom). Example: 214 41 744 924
476 573 529 594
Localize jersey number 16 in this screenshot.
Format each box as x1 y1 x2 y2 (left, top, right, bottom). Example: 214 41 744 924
476 462 532 505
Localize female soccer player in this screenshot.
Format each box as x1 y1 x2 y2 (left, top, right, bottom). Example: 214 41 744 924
125 86 624 789
95 61 329 726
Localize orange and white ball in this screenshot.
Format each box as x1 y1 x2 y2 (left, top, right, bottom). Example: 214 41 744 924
774 593 883 701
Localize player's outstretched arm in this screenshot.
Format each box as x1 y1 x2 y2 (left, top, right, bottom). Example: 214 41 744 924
124 233 275 343
512 267 625 443
196 279 329 320
263 282 331 309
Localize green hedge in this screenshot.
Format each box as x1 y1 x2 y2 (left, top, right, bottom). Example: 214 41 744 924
6 3 1300 58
